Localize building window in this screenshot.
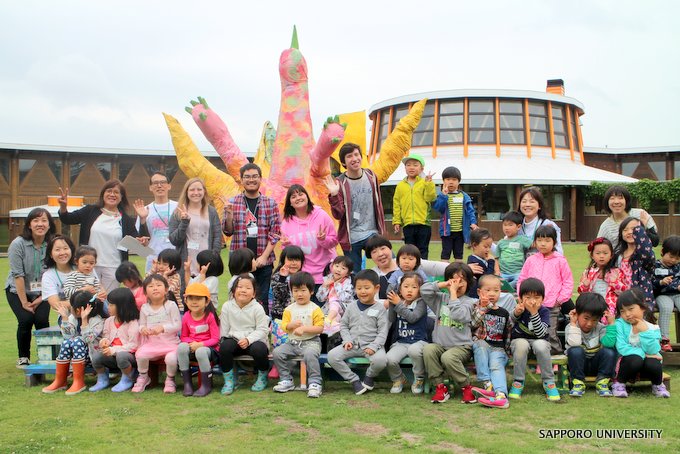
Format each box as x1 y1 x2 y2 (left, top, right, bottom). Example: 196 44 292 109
0 155 10 184
97 162 112 181
69 161 86 186
480 184 513 218
528 102 550 146
551 104 568 148
437 100 464 145
143 164 158 178
164 163 179 182
648 161 666 180
47 160 63 184
468 100 495 144
391 104 410 131
622 162 638 177
412 101 435 147
570 112 580 152
499 101 525 145
377 109 391 152
19 159 36 184
674 160 680 179
118 162 133 182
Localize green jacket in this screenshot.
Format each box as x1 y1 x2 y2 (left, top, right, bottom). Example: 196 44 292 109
392 176 436 227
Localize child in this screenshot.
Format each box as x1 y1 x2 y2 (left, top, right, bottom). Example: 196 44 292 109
316 256 355 338
178 282 220 397
578 237 629 317
63 246 100 299
508 278 560 401
420 263 476 404
132 274 181 393
42 290 106 395
188 249 223 307
327 269 389 395
653 235 680 351
151 248 183 310
270 245 305 320
273 272 325 398
387 244 429 294
517 225 573 353
466 228 498 298
565 293 616 397
115 261 147 309
227 247 257 297
433 166 478 262
89 288 140 392
470 275 512 409
602 288 669 398
496 210 533 289
391 154 436 259
385 271 429 394
615 217 656 310
218 274 270 395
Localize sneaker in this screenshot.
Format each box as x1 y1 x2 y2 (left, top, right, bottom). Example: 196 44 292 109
652 383 670 398
431 383 450 403
543 381 561 401
16 357 30 368
479 392 509 409
508 381 524 400
273 379 295 393
411 378 425 395
461 385 477 404
390 375 408 394
595 378 612 397
661 337 673 352
362 376 375 391
472 386 495 400
307 383 322 398
163 377 176 394
131 375 151 393
569 379 585 397
612 382 628 398
351 380 365 395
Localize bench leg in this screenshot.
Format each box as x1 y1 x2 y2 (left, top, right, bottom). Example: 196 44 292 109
556 364 570 394
25 373 44 387
663 376 671 391
299 362 307 390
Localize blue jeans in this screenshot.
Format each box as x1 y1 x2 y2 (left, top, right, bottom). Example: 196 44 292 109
473 340 508 395
500 272 519 290
567 346 616 381
344 234 376 273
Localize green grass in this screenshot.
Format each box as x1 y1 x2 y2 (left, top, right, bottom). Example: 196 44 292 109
0 242 678 453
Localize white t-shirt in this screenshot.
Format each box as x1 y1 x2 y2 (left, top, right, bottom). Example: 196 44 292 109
89 213 123 268
41 268 72 301
136 201 178 272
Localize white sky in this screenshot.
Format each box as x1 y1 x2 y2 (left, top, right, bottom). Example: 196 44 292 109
1 1 678 154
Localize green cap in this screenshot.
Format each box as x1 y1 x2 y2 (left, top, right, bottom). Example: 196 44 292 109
402 154 425 167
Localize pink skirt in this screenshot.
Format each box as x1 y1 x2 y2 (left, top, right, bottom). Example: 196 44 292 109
136 336 179 358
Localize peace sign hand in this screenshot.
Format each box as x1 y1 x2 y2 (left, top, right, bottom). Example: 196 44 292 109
57 187 69 211
424 171 435 182
177 205 190 220
317 225 326 241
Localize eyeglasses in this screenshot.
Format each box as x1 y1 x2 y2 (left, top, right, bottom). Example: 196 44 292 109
242 175 260 181
151 180 168 186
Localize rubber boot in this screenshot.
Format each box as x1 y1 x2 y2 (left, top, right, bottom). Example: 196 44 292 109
251 370 268 392
221 370 235 395
193 372 212 397
42 361 70 394
89 371 110 392
181 369 194 397
65 361 87 395
111 372 135 392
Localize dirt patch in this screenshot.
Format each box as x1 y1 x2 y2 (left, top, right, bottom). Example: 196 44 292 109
401 432 424 444
347 399 381 409
351 422 389 437
429 441 478 453
274 417 316 435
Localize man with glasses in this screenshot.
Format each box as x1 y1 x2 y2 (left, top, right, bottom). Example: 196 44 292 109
222 163 281 314
134 172 178 272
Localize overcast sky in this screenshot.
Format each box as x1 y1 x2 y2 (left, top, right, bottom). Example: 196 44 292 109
1 1 678 154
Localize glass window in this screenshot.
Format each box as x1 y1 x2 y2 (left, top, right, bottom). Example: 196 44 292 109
438 100 464 145
621 162 638 177
380 186 396 220
412 100 435 147
501 131 524 144
674 160 680 179
468 100 495 144
143 164 158 178
164 163 179 182
499 100 525 145
377 108 391 152
391 105 409 130
118 162 133 182
570 113 580 152
469 130 495 144
480 184 513 217
19 159 36 184
530 131 549 146
70 161 86 186
47 160 63 183
412 131 433 147
440 101 463 115
0 155 10 184
439 115 463 129
648 161 666 180
97 162 111 181
529 103 547 116
439 130 463 143
500 102 523 114
551 104 568 149
469 101 494 113
530 117 547 130
528 102 550 147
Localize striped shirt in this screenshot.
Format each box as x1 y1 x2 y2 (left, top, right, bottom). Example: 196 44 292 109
448 192 464 232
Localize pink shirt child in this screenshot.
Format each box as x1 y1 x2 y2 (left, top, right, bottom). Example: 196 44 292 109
518 252 573 308
102 317 140 353
180 312 220 350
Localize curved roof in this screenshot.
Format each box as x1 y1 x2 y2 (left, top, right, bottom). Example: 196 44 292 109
368 89 585 115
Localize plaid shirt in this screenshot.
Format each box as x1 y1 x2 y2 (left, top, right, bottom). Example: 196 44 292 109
223 192 281 265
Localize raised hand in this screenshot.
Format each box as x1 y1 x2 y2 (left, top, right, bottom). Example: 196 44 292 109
568 309 578 326
57 187 69 211
387 290 401 306
441 184 448 195
514 299 525 316
279 264 290 277
424 171 435 182
219 195 233 216
279 233 291 246
133 199 149 219
324 175 340 197
199 262 211 277
176 204 190 220
81 304 93 321
639 209 650 226
316 225 326 241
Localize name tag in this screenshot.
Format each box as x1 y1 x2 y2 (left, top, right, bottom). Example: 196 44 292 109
247 224 258 237
655 268 670 276
509 242 521 250
187 241 200 250
195 324 209 334
353 211 361 221
146 313 166 326
29 281 42 292
366 308 379 317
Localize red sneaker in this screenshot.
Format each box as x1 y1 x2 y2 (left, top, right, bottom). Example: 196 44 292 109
431 383 450 403
661 337 673 352
461 385 477 404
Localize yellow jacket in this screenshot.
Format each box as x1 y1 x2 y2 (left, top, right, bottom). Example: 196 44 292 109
392 176 436 227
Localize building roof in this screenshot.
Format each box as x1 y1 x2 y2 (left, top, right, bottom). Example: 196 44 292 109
368 89 585 116
0 142 258 158
584 145 680 155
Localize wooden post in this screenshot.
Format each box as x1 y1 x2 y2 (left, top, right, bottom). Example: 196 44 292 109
570 186 577 242
10 151 18 210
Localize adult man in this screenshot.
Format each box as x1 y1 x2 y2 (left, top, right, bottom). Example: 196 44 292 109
222 163 281 314
325 143 385 272
134 172 179 273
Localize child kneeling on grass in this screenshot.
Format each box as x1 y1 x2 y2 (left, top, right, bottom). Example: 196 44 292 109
273 272 325 398
327 270 389 395
565 292 616 397
420 262 476 404
509 278 561 401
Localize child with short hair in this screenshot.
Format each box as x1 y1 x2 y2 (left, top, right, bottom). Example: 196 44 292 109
578 237 629 318
433 166 478 262
178 282 220 397
508 278 560 401
327 269 389 395
316 256 355 337
420 262 476 404
565 292 616 398
470 275 512 409
387 244 429 294
188 249 223 307
227 247 257 297
115 261 146 309
653 235 680 351
151 248 183 310
273 272 325 398
392 154 436 259
386 271 429 394
63 246 101 299
466 228 498 298
496 210 533 289
270 245 305 320
602 288 669 398
517 225 573 353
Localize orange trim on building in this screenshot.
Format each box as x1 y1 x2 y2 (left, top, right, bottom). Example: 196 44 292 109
566 104 575 161
524 98 532 158
547 100 556 159
369 111 379 160
495 98 501 157
575 111 585 163
433 100 439 158
463 98 469 157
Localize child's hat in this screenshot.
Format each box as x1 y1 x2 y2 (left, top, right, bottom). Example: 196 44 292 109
184 282 211 298
402 154 425 167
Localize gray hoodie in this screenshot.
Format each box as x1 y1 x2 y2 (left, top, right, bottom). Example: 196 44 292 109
420 282 474 348
340 300 389 352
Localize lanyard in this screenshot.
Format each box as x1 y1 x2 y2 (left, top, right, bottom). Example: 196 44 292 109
32 243 45 281
152 203 170 227
245 195 260 220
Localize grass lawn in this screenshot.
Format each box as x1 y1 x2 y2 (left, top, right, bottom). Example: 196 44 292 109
0 242 678 453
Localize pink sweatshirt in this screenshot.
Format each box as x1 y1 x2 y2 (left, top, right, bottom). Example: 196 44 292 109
102 317 140 354
517 252 573 308
180 311 220 350
280 206 338 283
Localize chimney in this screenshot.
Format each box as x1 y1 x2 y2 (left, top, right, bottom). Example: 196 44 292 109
546 79 565 95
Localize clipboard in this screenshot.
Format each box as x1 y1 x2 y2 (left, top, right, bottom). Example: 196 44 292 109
117 235 155 258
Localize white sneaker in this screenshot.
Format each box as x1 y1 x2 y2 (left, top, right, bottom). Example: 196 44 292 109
16 357 30 368
273 380 295 393
390 375 408 394
307 383 322 398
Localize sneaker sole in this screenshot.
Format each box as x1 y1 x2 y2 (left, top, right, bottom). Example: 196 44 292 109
42 386 68 394
431 394 450 403
471 388 495 399
480 400 509 409
273 387 295 393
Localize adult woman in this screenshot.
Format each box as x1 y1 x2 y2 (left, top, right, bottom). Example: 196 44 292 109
597 185 658 250
280 184 338 289
168 177 222 288
517 187 563 254
58 180 148 292
41 235 77 312
5 208 56 367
